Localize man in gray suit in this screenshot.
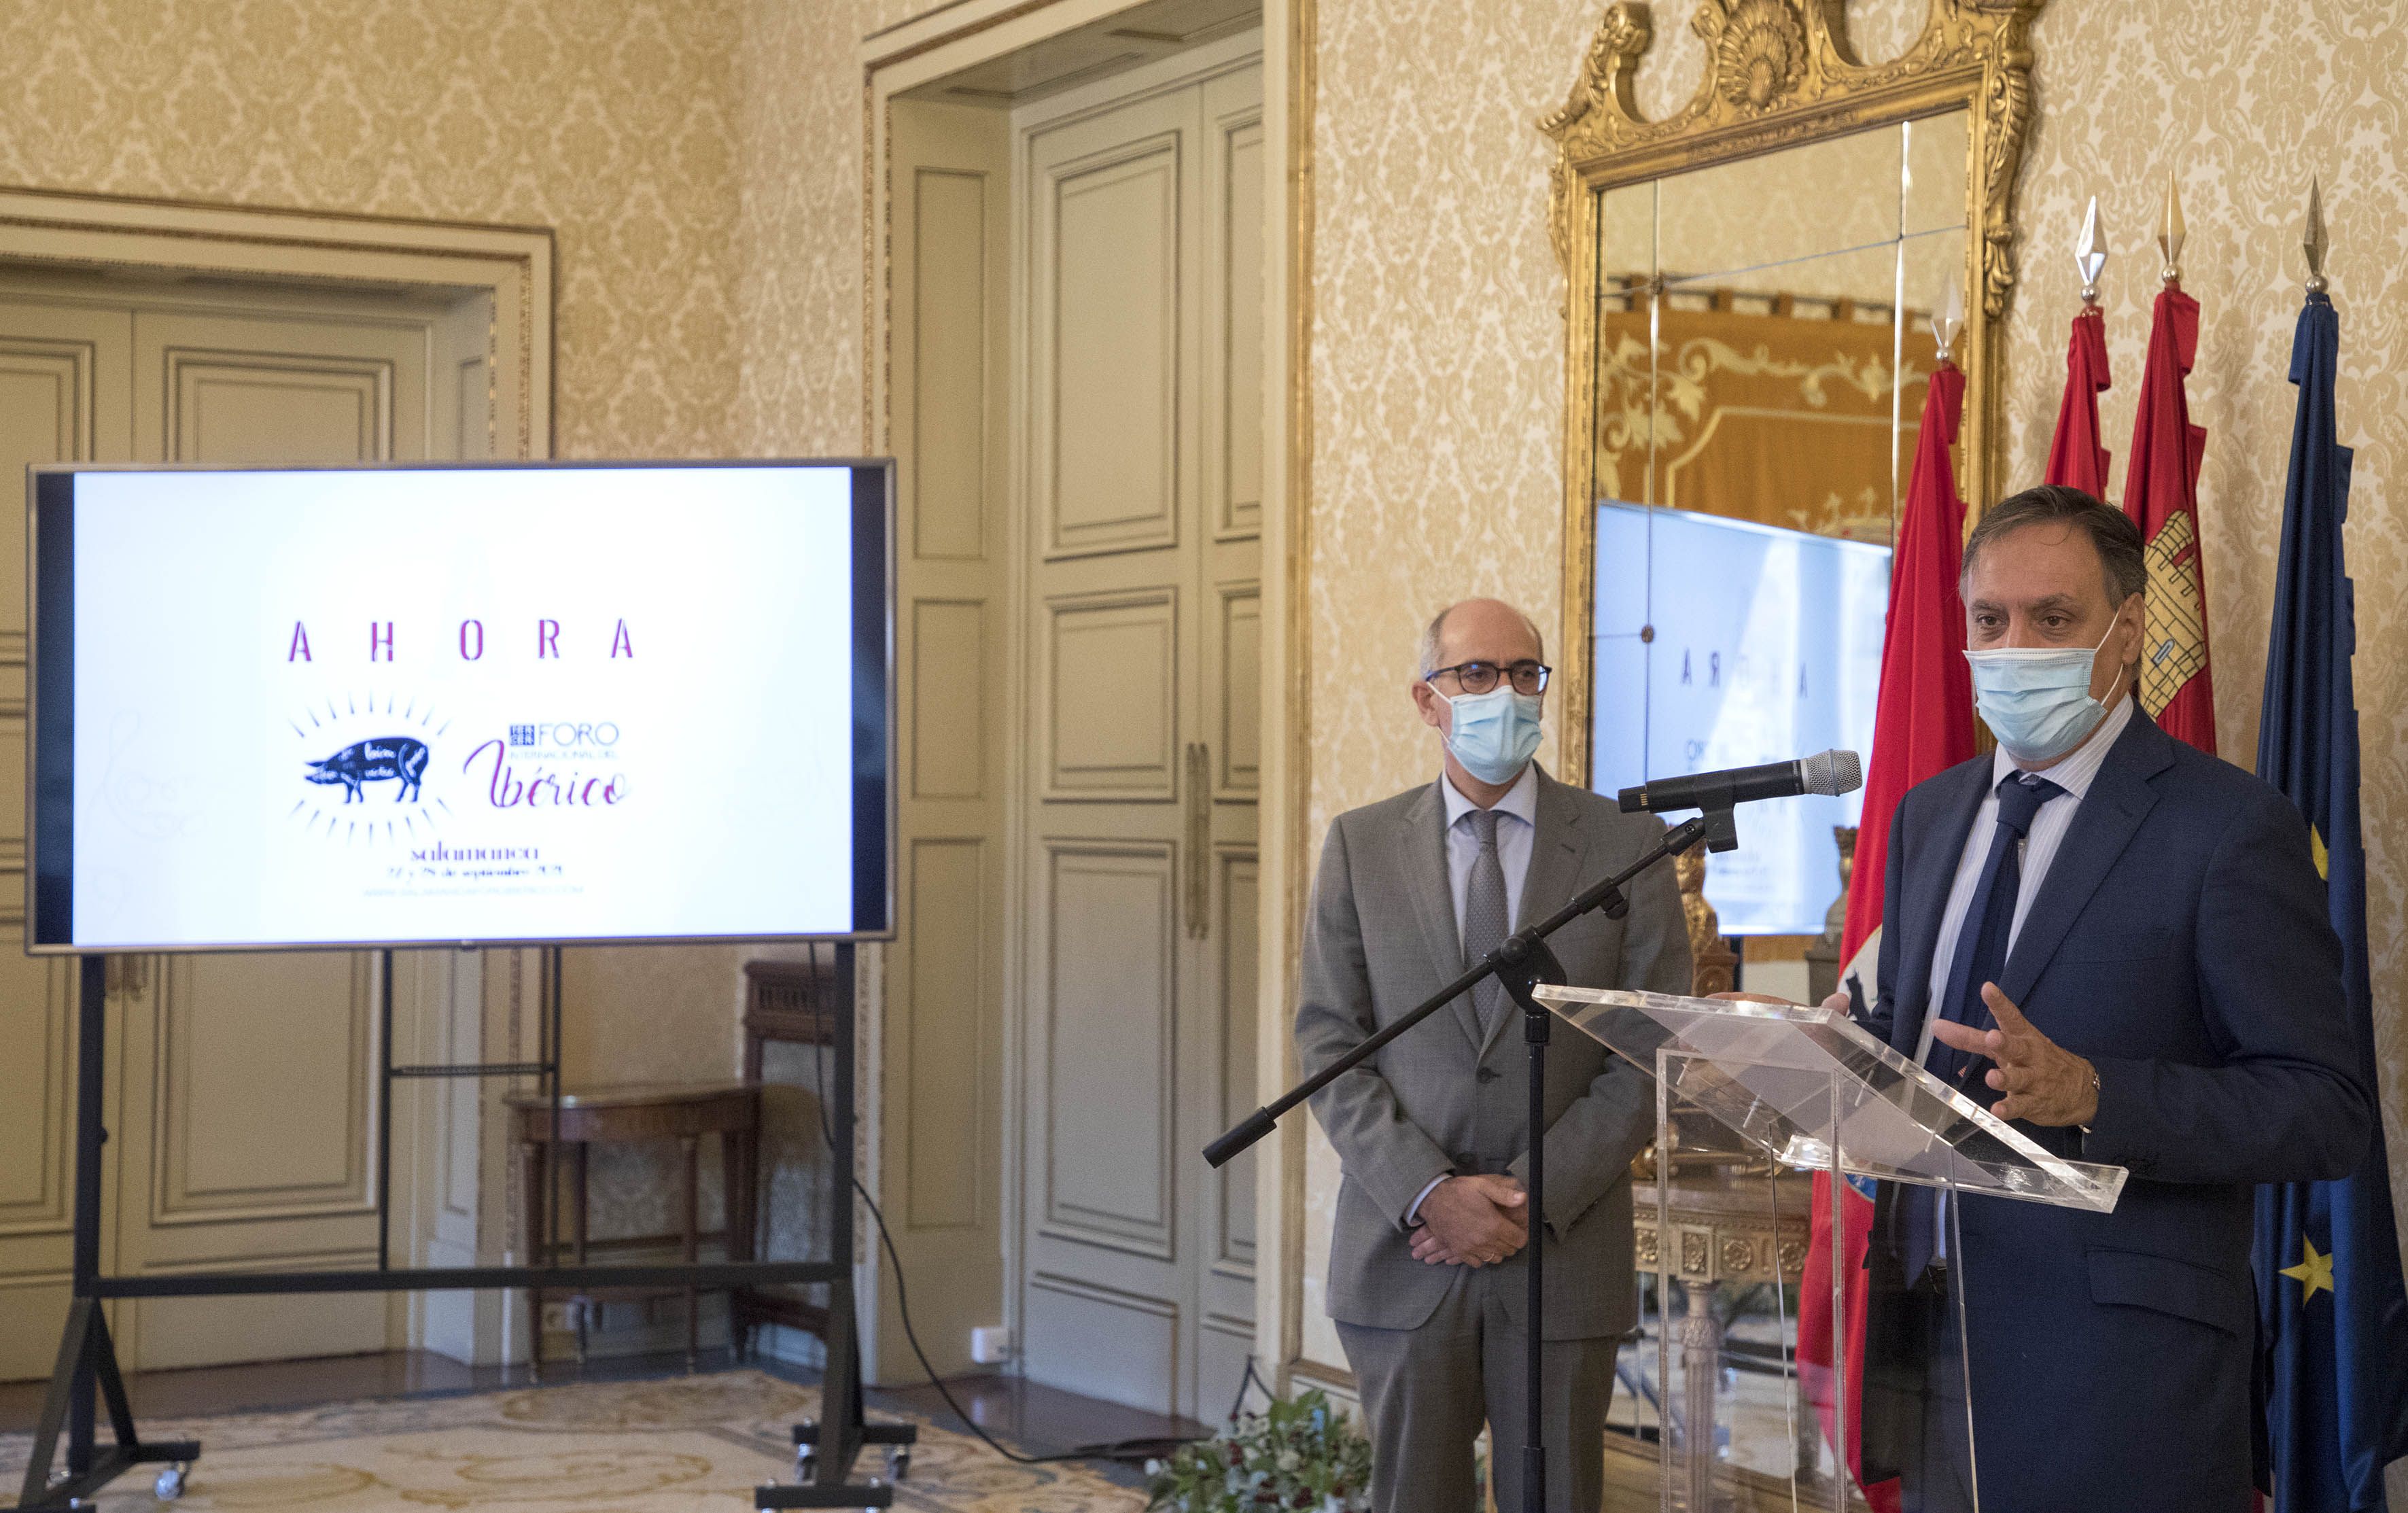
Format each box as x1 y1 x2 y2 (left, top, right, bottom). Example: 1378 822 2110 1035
1296 597 1693 1513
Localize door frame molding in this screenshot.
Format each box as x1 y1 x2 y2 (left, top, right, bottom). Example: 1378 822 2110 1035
0 186 553 462
860 0 1314 1397
0 187 553 1371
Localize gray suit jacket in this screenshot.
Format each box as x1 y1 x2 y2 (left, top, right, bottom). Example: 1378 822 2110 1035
1295 765 1693 1340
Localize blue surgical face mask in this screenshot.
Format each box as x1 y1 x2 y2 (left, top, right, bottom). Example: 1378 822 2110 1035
1438 684 1543 785
1964 619 2120 764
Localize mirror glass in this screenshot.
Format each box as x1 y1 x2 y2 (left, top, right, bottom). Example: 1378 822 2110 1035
1590 111 1968 545
1588 111 1970 1492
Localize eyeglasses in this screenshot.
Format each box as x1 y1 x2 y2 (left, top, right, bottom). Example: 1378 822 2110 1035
1424 659 1552 695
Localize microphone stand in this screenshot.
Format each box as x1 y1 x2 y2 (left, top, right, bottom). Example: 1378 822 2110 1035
1204 806 1732 1513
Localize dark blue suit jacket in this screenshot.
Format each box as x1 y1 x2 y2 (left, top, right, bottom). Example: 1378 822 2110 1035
1862 707 2372 1512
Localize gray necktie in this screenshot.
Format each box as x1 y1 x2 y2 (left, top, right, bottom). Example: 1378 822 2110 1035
1463 807 1510 1037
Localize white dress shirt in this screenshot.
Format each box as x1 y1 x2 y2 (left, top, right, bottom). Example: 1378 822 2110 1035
1914 695 2134 1063
1439 761 1540 943
1914 696 2131 1258
1409 763 1540 1224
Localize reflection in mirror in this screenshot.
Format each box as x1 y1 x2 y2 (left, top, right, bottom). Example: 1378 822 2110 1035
1546 5 2041 1487
1655 126 1904 284
1593 110 1970 546
1904 111 1972 237
1601 241 1910 542
1586 111 1970 952
1596 179 1658 288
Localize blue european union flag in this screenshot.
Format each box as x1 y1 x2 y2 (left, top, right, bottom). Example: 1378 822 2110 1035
2253 288 2408 1511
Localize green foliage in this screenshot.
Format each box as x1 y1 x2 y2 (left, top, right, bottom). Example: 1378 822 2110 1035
1144 1387 1374 1513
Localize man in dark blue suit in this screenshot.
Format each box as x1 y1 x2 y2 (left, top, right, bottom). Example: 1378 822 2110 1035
1855 485 2372 1512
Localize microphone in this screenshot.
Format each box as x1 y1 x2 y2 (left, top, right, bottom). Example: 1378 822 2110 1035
1617 750 1862 814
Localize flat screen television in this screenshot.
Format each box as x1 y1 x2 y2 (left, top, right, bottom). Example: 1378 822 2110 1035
27 460 893 952
1590 502 1889 936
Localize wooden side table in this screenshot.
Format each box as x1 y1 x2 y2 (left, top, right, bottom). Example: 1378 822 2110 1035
506 1081 761 1376
740 955 841 1080
731 956 843 1356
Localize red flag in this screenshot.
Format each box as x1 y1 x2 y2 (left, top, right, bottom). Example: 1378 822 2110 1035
1802 362 1975 1508
2122 285 2216 752
1840 362 1973 967
2043 307 2113 494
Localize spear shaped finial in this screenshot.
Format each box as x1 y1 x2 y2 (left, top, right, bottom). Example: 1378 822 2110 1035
2303 176 2329 294
2157 167 2185 284
2075 194 2108 304
1931 272 1965 363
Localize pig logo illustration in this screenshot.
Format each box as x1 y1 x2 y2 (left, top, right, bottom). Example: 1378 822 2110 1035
305 737 430 803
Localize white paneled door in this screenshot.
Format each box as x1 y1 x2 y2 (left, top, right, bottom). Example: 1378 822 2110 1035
880 95 1013 1383
0 273 489 1376
1015 48 1263 1423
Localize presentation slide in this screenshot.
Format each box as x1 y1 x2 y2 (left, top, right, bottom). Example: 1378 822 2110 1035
33 464 888 950
1590 502 1888 935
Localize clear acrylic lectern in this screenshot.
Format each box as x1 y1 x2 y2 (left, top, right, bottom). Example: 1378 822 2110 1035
1533 985 2127 1512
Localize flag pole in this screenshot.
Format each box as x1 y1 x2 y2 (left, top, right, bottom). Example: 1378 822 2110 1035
2301 174 2328 295
1800 271 1974 1513
1932 271 1964 366
2076 194 2108 307
2251 170 2408 1513
2157 166 2185 286
2042 196 2114 495
2123 160 2217 752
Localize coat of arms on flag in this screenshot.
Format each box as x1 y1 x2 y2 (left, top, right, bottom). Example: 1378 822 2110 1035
2122 173 2217 752
2139 506 2209 714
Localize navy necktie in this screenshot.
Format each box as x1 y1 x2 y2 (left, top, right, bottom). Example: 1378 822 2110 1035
1898 771 2064 1287
1928 771 2065 1088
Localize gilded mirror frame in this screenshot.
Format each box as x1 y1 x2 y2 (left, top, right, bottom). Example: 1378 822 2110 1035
1542 0 2042 784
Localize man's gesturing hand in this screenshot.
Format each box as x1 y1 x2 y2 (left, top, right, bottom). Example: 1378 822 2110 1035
1407 1175 1529 1267
1926 983 2099 1127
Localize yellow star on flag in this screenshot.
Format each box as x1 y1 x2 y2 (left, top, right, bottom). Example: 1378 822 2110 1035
2281 1236 2334 1304
2309 826 2330 880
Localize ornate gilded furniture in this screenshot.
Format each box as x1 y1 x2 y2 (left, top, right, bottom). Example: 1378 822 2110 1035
1543 0 2041 782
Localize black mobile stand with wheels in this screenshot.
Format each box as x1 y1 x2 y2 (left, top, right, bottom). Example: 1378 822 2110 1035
755 941 918 1510
14 948 911 1513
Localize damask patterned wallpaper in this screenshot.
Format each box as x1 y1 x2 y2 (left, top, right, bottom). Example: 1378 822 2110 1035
1300 0 2408 1404
0 0 759 1084
2006 36 2408 1488
0 0 967 1353
7 0 2403 1438
2007 3 2408 1171
0 0 750 462
731 0 869 459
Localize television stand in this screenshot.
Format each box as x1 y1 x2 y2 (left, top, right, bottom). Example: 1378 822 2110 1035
14 950 903 1512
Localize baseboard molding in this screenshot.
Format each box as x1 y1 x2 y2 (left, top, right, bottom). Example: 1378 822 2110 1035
750 1321 829 1371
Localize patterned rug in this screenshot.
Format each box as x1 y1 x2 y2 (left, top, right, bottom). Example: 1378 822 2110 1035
0 1370 1145 1512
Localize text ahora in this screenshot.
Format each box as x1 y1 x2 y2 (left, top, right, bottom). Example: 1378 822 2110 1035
286 620 635 663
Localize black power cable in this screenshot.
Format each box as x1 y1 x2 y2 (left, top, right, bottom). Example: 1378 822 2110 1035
1229 1352 1274 1420
805 1033 1213 1466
